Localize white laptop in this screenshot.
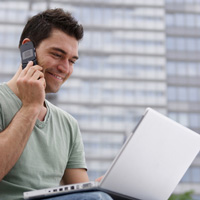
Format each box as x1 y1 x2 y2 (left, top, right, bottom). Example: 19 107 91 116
24 108 200 200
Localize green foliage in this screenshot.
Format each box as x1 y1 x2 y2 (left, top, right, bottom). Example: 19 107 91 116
168 191 194 200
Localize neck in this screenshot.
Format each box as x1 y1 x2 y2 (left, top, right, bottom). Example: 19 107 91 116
38 104 47 121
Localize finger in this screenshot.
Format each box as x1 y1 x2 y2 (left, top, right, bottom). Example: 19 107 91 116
21 61 33 73
39 77 46 89
18 61 33 78
31 70 44 80
20 61 41 78
95 176 104 182
25 65 43 78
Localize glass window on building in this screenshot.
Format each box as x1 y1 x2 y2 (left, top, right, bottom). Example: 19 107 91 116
80 6 92 25
188 62 197 76
197 38 200 51
176 37 186 51
196 14 200 28
186 38 197 51
181 168 191 182
168 112 178 122
189 113 200 128
169 112 190 127
166 37 176 50
165 14 174 27
92 7 102 25
167 62 176 75
102 8 113 26
192 194 200 200
168 87 177 101
197 63 200 76
177 62 187 76
188 87 199 102
181 167 200 183
175 13 185 27
178 112 189 127
186 14 195 27
177 87 187 101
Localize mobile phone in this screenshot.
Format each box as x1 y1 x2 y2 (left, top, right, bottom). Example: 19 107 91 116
20 41 37 69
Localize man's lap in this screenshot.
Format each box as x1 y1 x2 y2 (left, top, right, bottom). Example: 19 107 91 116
41 191 113 200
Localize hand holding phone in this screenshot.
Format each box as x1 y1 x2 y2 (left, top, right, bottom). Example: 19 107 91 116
20 41 37 69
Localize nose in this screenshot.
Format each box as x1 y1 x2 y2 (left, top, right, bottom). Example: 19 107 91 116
57 59 70 73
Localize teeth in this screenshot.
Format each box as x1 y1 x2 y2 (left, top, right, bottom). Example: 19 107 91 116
53 74 62 80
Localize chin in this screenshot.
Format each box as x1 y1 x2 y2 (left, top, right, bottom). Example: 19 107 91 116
45 87 59 94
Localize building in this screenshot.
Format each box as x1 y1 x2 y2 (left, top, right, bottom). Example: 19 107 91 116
0 0 199 199
165 0 200 198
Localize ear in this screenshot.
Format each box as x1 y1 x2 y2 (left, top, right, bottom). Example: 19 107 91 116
22 38 31 45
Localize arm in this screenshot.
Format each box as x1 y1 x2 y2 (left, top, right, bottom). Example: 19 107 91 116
0 62 45 181
61 168 89 185
0 106 40 181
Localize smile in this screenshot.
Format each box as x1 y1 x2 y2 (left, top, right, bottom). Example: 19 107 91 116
48 72 63 81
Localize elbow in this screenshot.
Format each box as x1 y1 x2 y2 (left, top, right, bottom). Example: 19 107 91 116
0 166 6 182
0 174 4 182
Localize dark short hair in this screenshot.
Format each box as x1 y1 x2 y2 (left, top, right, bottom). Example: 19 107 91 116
19 8 83 48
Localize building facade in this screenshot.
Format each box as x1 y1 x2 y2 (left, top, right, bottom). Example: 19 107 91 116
165 0 200 198
0 0 199 199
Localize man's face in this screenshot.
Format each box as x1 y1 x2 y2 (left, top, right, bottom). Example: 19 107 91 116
36 29 79 93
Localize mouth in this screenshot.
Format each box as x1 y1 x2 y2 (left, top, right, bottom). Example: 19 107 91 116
48 72 63 81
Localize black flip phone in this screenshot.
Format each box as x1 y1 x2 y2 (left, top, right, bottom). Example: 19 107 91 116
20 41 37 69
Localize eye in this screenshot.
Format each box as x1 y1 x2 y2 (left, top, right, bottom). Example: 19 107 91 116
69 60 76 65
52 52 62 58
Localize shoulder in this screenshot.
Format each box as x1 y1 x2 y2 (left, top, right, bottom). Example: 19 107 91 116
0 83 7 96
0 83 16 100
0 83 11 105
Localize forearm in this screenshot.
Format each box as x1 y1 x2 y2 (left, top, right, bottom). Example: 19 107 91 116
0 106 39 181
61 168 89 185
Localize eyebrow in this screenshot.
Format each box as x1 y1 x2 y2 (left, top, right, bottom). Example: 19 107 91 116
51 47 79 60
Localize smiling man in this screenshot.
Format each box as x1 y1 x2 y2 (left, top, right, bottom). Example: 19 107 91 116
35 29 78 93
0 8 112 200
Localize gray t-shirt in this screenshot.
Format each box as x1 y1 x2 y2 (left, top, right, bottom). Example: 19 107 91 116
0 83 87 200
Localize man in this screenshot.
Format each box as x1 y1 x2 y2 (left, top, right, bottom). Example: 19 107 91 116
0 8 112 200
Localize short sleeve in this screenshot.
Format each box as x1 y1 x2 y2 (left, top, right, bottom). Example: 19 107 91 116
66 121 87 170
0 104 3 132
